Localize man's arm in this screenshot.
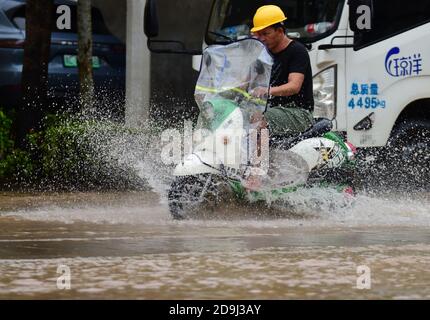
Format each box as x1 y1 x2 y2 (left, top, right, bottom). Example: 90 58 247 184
269 72 304 97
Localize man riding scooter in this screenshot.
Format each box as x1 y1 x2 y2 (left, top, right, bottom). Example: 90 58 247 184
167 36 355 219
245 5 315 190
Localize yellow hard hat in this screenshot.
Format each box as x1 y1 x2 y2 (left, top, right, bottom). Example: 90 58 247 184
251 5 287 33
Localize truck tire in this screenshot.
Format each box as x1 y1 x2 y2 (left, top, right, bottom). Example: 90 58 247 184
354 120 429 192
387 119 430 190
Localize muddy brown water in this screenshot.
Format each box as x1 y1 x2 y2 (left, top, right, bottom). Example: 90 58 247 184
0 191 429 299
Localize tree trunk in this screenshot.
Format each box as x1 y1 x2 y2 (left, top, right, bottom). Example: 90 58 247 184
77 0 94 114
18 0 53 147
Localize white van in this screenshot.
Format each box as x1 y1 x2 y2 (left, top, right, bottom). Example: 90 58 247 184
145 0 430 185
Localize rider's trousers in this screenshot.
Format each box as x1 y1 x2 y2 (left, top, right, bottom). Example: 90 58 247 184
264 103 314 137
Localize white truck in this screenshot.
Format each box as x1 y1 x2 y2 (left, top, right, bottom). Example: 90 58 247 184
145 0 430 187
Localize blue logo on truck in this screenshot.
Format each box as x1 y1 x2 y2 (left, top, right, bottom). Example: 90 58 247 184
385 47 423 77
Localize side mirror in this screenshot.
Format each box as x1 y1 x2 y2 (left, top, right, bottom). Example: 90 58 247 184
144 0 159 38
143 0 202 55
348 0 374 34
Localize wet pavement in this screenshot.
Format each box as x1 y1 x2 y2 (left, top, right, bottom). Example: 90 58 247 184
0 190 429 299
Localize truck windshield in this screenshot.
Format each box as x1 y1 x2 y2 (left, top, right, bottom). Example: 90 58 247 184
206 0 345 44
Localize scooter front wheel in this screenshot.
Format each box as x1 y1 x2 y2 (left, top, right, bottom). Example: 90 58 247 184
168 174 218 219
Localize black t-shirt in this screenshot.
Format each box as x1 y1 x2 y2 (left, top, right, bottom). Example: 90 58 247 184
268 40 314 112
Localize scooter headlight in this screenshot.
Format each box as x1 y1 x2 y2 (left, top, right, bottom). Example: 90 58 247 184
313 66 337 120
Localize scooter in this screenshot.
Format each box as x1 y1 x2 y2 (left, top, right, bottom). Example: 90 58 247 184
167 38 356 219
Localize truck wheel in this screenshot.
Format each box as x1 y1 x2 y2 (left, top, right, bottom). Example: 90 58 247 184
387 120 430 190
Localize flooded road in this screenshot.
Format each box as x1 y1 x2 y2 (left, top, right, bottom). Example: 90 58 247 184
0 190 429 299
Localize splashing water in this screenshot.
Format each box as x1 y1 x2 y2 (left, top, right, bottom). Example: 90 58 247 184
1 188 429 229
5 108 428 228
38 113 176 194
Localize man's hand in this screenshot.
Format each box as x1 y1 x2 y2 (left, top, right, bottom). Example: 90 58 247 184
250 87 270 99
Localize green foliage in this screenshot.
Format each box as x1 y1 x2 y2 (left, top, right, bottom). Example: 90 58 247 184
0 149 33 180
0 110 13 158
27 116 149 191
1 108 160 191
0 110 33 183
